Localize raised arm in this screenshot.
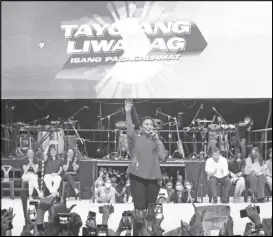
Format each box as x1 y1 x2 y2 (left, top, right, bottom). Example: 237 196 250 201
22 163 30 174
125 99 135 140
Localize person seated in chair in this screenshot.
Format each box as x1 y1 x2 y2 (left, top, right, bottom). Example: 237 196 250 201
265 148 272 191
205 148 231 204
62 148 80 200
43 141 63 196
22 148 43 200
228 152 246 203
244 147 266 203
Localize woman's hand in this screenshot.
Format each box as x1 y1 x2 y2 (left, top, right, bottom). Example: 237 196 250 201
125 99 133 113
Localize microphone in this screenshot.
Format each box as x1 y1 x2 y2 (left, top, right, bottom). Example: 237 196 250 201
121 108 124 113
45 115 50 119
155 108 161 116
83 106 89 109
212 107 216 112
201 104 203 109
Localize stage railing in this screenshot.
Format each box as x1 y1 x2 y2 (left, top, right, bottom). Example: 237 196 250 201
250 128 272 159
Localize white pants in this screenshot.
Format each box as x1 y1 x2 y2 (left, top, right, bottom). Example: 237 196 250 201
44 174 62 194
231 177 245 197
266 176 272 191
22 172 40 196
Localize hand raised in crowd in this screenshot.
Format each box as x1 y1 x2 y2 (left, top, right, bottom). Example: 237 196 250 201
1 208 15 236
246 205 262 226
223 216 234 236
102 204 114 225
116 212 132 233
125 99 133 113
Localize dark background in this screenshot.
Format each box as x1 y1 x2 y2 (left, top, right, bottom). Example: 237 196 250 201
1 99 272 158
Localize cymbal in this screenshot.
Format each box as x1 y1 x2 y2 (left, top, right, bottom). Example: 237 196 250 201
196 119 213 123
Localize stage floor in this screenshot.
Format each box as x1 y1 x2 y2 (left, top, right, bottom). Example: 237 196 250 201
2 198 272 236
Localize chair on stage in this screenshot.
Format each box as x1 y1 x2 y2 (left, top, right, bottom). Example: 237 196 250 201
1 165 15 200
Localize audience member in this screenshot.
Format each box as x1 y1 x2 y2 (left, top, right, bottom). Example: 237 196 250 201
244 147 266 203
168 180 188 203
95 178 116 203
124 178 133 203
229 152 246 203
265 148 272 191
165 179 175 198
205 148 231 204
115 175 127 203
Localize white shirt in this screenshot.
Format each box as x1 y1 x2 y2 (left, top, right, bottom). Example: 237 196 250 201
205 156 229 179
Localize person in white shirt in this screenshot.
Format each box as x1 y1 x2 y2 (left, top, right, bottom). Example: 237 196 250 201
244 147 266 203
265 148 272 191
205 148 231 204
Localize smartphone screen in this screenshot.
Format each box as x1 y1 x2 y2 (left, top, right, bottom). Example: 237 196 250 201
97 225 108 236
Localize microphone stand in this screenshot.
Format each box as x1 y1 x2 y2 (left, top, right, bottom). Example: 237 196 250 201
27 116 49 125
101 108 124 159
189 104 203 128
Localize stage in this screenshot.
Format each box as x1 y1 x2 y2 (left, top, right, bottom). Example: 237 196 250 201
1 198 272 236
1 158 209 199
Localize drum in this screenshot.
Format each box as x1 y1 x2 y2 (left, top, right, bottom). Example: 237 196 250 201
228 124 236 132
208 124 221 133
220 124 230 131
118 133 128 152
37 131 64 154
116 121 127 130
63 135 77 151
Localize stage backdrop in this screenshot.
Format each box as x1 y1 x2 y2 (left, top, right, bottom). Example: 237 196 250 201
2 1 272 98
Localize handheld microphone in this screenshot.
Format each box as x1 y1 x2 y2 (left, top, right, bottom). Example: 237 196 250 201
83 106 89 109
212 107 216 112
45 115 50 119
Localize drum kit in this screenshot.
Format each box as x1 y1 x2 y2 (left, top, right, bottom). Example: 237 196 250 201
2 119 84 158
186 118 237 158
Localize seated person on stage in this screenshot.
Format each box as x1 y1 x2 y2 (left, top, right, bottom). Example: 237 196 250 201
168 180 188 203
244 147 266 203
265 148 272 191
43 141 63 196
228 152 246 203
205 148 231 204
22 148 43 200
62 148 80 199
95 178 116 203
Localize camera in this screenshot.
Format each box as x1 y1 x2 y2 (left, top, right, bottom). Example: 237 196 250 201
240 206 260 218
122 211 132 230
97 225 108 236
155 203 163 219
56 213 72 225
82 227 97 236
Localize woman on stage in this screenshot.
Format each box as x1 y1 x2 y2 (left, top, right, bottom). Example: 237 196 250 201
125 99 168 210
22 148 43 200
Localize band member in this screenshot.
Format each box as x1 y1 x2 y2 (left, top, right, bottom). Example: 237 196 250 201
22 148 43 200
228 153 246 203
43 141 63 196
237 116 253 158
244 147 266 203
205 148 231 204
265 148 272 191
62 148 80 200
125 99 168 210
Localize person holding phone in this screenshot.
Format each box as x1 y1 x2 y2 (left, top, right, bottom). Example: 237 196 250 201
22 148 43 200
43 141 63 196
244 147 266 203
265 148 272 191
62 148 80 200
125 99 168 211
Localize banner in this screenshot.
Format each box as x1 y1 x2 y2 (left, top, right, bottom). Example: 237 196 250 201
2 1 272 98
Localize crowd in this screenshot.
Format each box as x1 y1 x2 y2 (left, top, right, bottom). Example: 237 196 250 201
1 194 272 236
